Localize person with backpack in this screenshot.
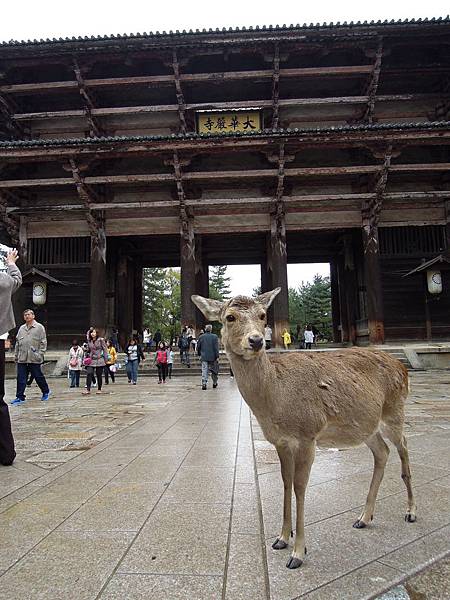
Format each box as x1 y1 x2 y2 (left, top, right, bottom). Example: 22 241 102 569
68 339 83 388
154 341 168 384
178 329 191 367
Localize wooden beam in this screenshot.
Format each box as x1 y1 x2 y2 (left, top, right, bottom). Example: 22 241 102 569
72 59 104 137
12 93 444 122
172 48 187 134
0 191 19 245
2 162 450 190
0 65 375 96
360 37 384 124
271 42 280 129
0 93 24 139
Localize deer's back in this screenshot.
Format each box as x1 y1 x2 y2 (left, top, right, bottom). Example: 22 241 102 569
266 348 408 447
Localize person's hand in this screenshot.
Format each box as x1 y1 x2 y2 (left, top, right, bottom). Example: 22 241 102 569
6 249 18 265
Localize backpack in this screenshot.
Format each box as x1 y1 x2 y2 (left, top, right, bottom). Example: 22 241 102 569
156 350 167 364
180 336 190 350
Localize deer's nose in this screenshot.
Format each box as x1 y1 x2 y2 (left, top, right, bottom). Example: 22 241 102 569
248 335 264 350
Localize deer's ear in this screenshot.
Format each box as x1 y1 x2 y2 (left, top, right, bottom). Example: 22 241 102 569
191 295 224 321
257 287 281 309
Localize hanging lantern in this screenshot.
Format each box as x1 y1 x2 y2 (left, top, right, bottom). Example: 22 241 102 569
427 270 442 295
33 281 47 305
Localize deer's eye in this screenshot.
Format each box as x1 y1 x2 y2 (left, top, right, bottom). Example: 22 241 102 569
226 315 236 323
260 313 266 320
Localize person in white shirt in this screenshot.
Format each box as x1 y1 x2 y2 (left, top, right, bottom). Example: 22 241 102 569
304 325 314 350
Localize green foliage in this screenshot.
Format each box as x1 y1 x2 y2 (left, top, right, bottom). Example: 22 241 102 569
288 275 332 340
142 268 181 342
209 265 231 300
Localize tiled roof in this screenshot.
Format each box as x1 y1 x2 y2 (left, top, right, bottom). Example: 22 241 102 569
1 16 449 48
0 121 449 148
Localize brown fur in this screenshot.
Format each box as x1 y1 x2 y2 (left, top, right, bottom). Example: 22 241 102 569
191 288 416 570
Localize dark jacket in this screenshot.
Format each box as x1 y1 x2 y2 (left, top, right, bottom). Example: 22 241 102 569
197 332 219 362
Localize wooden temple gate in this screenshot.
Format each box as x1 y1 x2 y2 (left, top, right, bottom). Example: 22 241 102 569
0 19 449 346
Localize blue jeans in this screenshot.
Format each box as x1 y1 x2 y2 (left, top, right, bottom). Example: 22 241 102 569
126 359 138 383
69 370 80 387
16 363 49 400
201 360 218 386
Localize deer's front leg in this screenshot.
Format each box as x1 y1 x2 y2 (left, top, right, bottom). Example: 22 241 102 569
287 442 315 569
272 444 294 550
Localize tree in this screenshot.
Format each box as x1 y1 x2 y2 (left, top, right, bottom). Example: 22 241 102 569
209 265 231 300
288 275 332 341
142 268 181 342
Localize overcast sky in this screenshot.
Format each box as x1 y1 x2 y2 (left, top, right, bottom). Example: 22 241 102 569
1 1 446 294
0 1 448 42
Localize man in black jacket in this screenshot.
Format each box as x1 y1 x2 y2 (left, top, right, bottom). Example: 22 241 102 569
196 324 219 390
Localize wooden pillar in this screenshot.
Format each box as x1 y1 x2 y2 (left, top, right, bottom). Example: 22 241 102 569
267 230 289 347
337 257 349 343
90 225 107 333
194 235 208 331
180 226 197 328
330 258 341 343
117 255 133 349
343 236 357 345
133 263 143 333
362 226 385 344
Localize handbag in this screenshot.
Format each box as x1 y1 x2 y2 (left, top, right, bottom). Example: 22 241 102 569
83 356 92 366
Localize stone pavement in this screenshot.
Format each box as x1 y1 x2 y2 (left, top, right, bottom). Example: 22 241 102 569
0 370 449 599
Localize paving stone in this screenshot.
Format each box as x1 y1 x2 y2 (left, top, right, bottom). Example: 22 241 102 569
118 502 230 575
224 534 268 600
0 530 134 600
100 573 223 599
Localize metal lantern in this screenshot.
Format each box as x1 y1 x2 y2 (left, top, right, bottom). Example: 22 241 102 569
33 281 47 305
427 270 442 295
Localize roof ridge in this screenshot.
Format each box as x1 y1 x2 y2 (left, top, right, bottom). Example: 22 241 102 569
1 16 449 47
1 121 449 148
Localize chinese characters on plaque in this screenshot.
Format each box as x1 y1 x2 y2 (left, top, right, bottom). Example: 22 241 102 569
197 110 262 134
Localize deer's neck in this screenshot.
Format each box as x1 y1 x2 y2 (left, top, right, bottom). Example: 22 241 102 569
227 349 277 415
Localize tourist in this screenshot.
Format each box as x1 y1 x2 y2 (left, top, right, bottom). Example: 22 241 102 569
143 327 151 352
125 336 143 384
264 324 273 350
82 328 107 395
11 308 51 404
196 324 219 390
167 345 174 379
178 329 191 367
153 329 162 348
304 325 314 350
155 341 168 384
0 248 21 465
282 328 292 350
68 339 83 388
110 327 119 351
104 339 117 384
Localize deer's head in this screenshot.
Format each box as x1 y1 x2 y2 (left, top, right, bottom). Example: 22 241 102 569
191 288 281 360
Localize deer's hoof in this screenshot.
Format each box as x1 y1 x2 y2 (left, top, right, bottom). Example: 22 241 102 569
405 512 416 523
352 519 367 529
286 556 303 569
272 538 288 550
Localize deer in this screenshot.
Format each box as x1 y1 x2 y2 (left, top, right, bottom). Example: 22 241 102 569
191 288 416 569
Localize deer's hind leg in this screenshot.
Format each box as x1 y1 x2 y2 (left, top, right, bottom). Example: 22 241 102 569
353 432 389 529
272 444 294 550
382 424 417 523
